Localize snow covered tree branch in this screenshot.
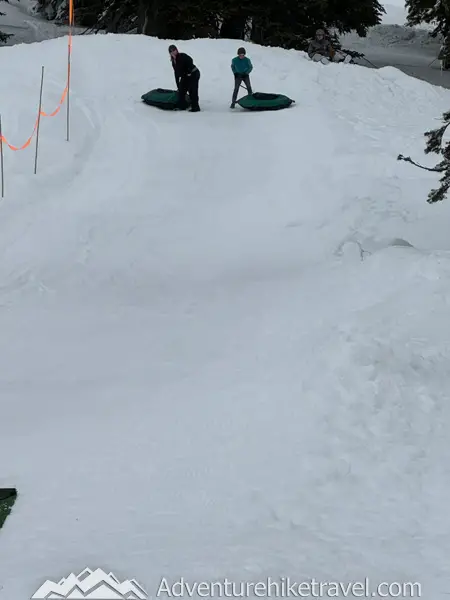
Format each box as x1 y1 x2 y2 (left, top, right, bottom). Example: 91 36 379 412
398 110 450 203
406 0 450 37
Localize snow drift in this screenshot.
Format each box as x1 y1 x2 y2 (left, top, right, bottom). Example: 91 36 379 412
1 33 450 600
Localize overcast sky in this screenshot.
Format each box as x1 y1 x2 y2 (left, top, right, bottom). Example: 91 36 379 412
383 0 405 6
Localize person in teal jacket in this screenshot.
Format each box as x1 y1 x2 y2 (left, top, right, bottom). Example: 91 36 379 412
230 47 253 108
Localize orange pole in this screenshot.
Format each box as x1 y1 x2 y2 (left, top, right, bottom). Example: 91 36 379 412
66 40 71 141
0 115 4 198
34 66 45 174
66 0 73 141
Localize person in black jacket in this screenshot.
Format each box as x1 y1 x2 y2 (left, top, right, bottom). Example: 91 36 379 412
168 45 201 112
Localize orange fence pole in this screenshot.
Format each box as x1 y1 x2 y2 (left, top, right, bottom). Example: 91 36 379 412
67 0 73 141
34 66 45 174
0 115 4 198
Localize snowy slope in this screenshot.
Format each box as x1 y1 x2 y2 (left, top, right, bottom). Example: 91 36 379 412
342 2 445 88
1 33 450 599
343 24 450 89
342 24 443 81
0 0 81 45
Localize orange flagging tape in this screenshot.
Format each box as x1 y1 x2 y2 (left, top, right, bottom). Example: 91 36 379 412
41 86 68 117
0 120 38 151
0 0 73 152
0 84 68 151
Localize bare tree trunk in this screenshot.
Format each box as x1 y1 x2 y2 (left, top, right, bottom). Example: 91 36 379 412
138 0 161 36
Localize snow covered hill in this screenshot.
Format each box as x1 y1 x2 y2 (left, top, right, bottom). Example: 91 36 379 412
1 33 450 600
0 0 79 45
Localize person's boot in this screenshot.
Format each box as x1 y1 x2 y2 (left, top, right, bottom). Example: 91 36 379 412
230 102 235 108
190 106 200 112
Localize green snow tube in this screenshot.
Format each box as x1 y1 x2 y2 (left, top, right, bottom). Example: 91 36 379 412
0 489 17 530
141 88 190 110
237 92 294 111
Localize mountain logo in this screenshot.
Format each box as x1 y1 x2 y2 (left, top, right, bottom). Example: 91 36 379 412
31 568 148 599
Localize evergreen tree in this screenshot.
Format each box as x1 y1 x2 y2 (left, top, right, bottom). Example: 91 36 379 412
397 110 450 203
406 0 450 38
36 0 103 27
87 0 221 36
326 0 385 36
225 0 385 51
34 0 385 46
250 0 384 51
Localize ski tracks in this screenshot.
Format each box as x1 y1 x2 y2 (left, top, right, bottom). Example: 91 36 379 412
0 73 105 299
0 81 99 231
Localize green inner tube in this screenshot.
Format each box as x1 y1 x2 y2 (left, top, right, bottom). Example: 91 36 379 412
0 489 17 530
237 92 294 111
252 93 281 101
141 88 190 109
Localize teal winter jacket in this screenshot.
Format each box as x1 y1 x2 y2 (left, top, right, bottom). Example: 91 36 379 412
231 56 253 75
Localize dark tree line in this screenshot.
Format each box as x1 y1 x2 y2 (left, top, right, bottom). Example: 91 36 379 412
33 0 385 51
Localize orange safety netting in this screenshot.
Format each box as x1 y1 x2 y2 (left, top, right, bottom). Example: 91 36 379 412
0 0 73 152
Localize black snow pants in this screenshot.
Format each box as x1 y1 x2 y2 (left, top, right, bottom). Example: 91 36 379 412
231 74 252 105
178 69 200 111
